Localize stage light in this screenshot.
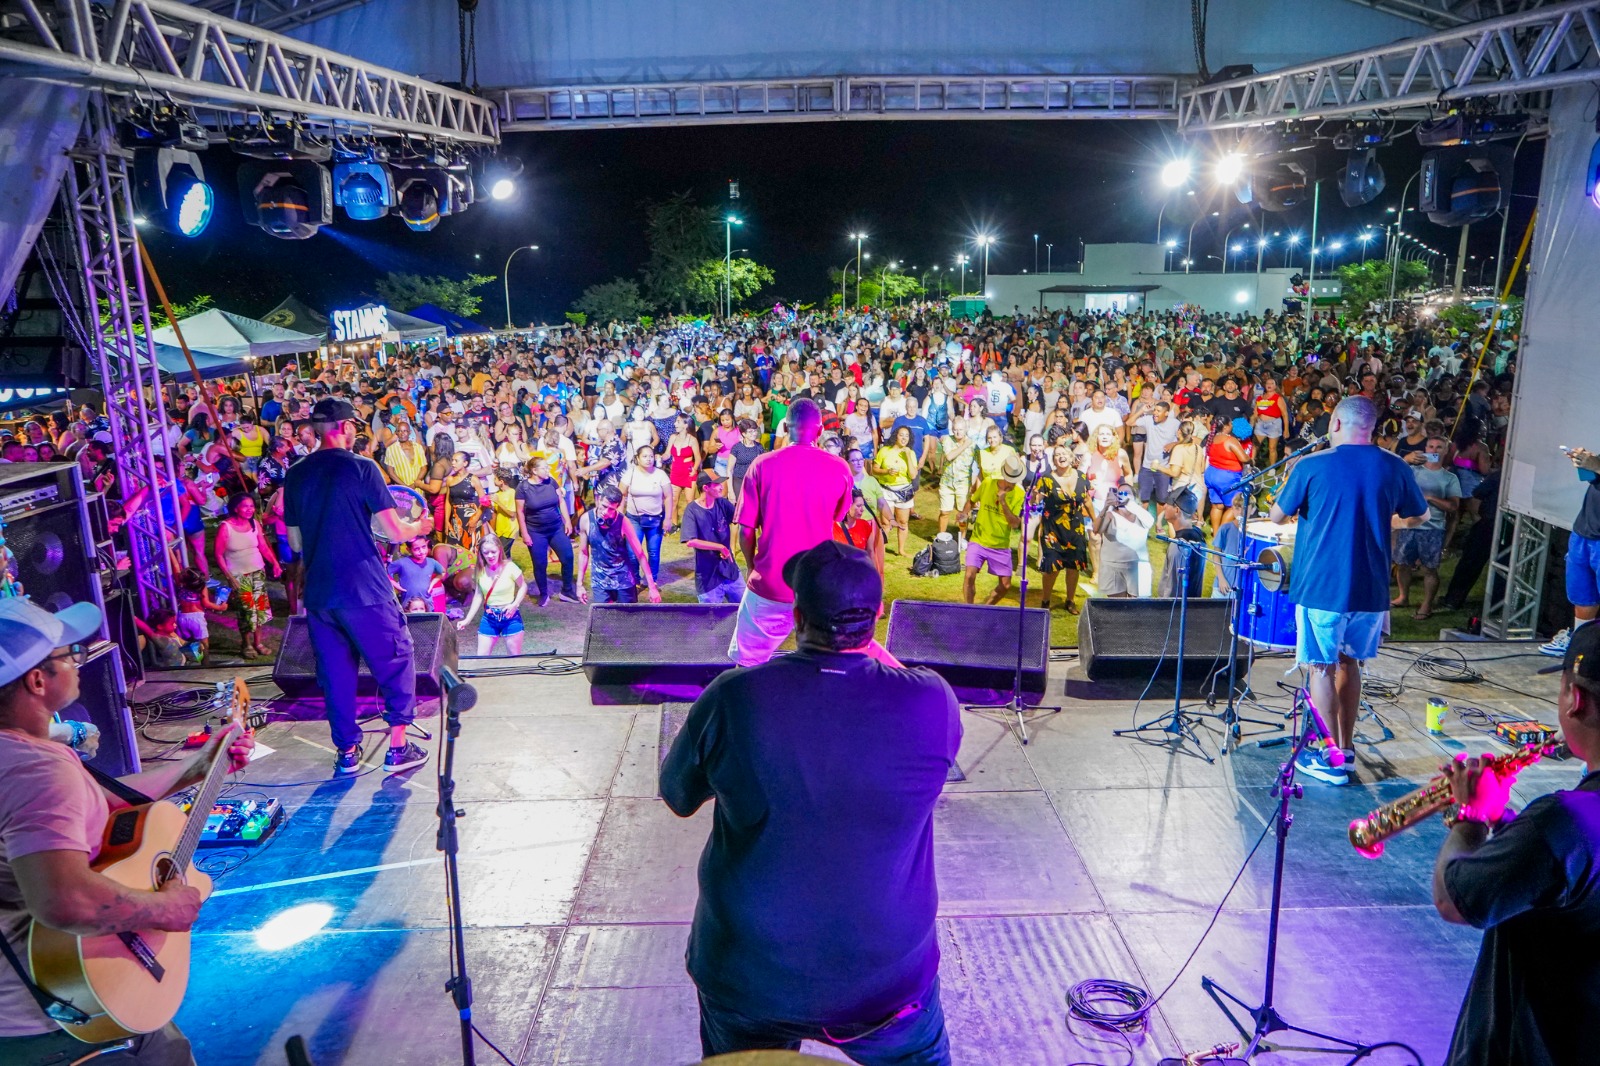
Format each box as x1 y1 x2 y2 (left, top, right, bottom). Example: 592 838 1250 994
1339 148 1387 207
399 179 442 232
255 903 333 951
131 148 214 238
490 179 514 201
1419 144 1512 226
1253 157 1314 212
1586 138 1600 209
237 160 332 240
1160 158 1192 188
478 156 524 202
1214 153 1244 185
332 161 395 222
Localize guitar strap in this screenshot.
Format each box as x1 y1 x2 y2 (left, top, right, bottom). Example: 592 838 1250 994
0 766 155 1027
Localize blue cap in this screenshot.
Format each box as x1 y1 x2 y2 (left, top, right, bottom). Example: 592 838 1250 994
0 597 102 686
1231 417 1254 439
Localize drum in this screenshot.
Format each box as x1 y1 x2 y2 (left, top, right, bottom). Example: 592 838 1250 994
1232 521 1297 650
373 484 428 541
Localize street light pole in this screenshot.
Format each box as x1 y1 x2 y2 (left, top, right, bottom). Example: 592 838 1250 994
1221 221 1250 274
1046 243 1053 273
723 215 742 319
502 244 539 330
956 254 968 295
1033 234 1039 274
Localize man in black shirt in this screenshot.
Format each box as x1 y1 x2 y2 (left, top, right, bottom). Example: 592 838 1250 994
1434 620 1600 1065
1206 376 1252 425
661 542 959 1064
680 471 744 603
283 399 435 775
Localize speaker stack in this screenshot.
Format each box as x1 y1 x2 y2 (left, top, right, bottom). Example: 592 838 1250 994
1077 597 1233 686
582 603 739 703
886 600 1051 702
272 611 459 699
0 462 137 774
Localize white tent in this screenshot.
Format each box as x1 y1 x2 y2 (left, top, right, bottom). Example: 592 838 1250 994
151 307 322 360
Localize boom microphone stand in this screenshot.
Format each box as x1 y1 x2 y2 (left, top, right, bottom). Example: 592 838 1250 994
1200 688 1375 1063
964 478 1061 745
435 667 481 1066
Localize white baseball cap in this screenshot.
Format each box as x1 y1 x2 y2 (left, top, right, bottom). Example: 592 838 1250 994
0 597 103 687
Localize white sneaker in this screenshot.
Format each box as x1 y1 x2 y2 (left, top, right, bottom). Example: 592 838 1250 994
1540 628 1571 657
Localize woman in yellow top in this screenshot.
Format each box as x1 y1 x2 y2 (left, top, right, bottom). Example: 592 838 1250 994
231 412 268 476
488 469 521 554
974 422 1019 486
872 424 918 558
457 534 527 656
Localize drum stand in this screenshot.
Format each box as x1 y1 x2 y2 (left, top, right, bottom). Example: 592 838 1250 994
1204 561 1286 754
1113 541 1214 764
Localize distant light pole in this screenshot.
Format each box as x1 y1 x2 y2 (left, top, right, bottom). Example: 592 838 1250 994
1164 238 1178 271
1187 211 1219 272
502 244 539 329
722 215 743 318
976 236 995 295
1358 229 1376 262
1045 243 1054 273
956 254 970 295
848 232 868 308
1033 233 1039 274
1221 221 1251 273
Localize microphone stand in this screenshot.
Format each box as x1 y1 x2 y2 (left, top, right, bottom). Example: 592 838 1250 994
1201 687 1376 1063
1112 535 1215 763
435 668 481 1066
964 477 1061 745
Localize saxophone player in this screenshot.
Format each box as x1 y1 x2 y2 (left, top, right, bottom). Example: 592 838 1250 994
1432 621 1600 1065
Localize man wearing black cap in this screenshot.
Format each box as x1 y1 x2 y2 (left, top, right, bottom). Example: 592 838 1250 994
283 397 435 775
661 542 960 1064
1431 620 1600 1065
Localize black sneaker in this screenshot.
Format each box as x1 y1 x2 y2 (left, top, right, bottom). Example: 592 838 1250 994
538 590 551 608
558 591 580 604
383 741 429 773
334 744 363 775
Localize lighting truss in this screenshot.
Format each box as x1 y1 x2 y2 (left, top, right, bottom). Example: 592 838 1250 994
498 75 1185 131
1179 0 1600 131
181 0 374 34
60 97 184 616
1 0 499 144
1342 0 1558 31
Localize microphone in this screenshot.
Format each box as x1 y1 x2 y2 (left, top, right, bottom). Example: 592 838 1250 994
438 667 478 713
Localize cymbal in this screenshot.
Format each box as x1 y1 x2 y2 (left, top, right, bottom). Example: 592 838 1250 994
700 1054 843 1065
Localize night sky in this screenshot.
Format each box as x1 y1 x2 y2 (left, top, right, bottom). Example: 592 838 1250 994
144 120 1544 326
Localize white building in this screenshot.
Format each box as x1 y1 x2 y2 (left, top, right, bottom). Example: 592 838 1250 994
978 243 1341 318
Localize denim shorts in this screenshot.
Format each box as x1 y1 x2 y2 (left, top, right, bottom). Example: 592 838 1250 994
1296 606 1385 665
1204 466 1245 507
1567 532 1600 608
478 606 525 637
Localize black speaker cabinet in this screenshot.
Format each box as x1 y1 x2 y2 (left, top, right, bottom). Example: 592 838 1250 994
583 603 738 703
0 463 107 637
886 599 1050 701
63 639 138 777
1077 597 1233 683
272 612 458 699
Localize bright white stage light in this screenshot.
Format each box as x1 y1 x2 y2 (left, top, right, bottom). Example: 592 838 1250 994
1160 158 1192 188
490 178 515 201
255 903 334 951
1214 153 1244 185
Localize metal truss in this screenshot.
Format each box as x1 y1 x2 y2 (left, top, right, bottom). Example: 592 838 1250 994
498 75 1185 131
180 0 372 35
1481 507 1551 639
61 98 183 617
0 0 498 143
1342 0 1557 30
1179 0 1600 131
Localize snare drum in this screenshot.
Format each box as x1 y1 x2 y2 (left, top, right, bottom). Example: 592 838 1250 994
372 484 428 541
1233 521 1297 650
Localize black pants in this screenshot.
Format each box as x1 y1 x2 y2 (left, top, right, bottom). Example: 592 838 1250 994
305 600 416 752
1444 512 1494 608
528 523 576 598
0 1023 193 1065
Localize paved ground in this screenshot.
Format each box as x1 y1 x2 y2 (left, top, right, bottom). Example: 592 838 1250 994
150 638 1568 1065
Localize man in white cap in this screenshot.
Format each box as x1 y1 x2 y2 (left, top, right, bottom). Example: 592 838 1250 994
0 597 253 1063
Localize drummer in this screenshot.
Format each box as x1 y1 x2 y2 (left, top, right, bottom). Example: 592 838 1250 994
282 397 436 777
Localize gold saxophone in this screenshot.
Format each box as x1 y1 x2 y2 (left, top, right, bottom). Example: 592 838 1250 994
1347 743 1561 859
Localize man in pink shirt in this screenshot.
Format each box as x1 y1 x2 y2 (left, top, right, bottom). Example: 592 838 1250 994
730 398 855 665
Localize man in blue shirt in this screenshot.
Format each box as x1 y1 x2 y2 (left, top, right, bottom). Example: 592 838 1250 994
284 398 436 776
1271 395 1427 785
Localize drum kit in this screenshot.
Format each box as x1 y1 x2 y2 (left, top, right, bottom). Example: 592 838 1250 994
1234 519 1297 651
372 484 429 541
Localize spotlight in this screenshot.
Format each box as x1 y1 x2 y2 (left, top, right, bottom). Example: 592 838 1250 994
1214 153 1245 186
399 179 441 232
1588 139 1600 210
332 161 395 221
131 149 214 238
475 155 523 203
1253 157 1314 212
1160 158 1192 188
237 160 332 240
1419 144 1512 226
1339 148 1386 207
490 178 514 201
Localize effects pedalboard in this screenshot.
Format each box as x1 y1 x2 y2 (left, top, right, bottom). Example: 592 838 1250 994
178 796 286 848
1495 720 1560 748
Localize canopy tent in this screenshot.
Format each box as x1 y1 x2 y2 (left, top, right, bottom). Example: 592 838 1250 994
151 308 322 360
406 303 493 337
332 303 447 343
261 295 329 335
141 342 253 381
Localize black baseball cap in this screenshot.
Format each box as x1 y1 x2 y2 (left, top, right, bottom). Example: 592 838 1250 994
696 471 726 488
1539 620 1600 681
310 397 358 424
782 541 882 632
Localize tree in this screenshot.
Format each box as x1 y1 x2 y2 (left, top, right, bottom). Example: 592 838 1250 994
573 278 650 324
564 311 587 327
825 266 923 309
103 293 213 335
1336 260 1430 311
643 192 719 311
685 257 775 313
374 272 497 317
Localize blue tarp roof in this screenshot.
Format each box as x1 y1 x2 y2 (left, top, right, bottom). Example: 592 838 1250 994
142 342 253 381
406 303 493 337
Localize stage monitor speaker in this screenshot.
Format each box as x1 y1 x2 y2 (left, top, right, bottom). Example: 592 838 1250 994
1077 598 1233 683
885 600 1050 701
63 639 139 777
0 463 107 637
272 612 458 699
583 603 738 703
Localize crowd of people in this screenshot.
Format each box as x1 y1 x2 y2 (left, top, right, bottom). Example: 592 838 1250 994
0 299 1518 661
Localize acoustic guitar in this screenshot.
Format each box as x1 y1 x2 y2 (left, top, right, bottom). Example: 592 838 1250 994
28 679 250 1042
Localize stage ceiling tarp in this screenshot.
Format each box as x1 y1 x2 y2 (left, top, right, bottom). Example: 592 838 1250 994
151 308 323 359
288 0 1421 91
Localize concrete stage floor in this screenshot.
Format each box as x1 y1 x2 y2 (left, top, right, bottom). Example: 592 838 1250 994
149 639 1571 1065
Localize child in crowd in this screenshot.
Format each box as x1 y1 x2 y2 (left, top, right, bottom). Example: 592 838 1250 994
134 607 192 669
1157 489 1206 598
175 567 223 663
389 536 446 612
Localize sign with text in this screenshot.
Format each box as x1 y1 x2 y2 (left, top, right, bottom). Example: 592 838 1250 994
332 305 389 341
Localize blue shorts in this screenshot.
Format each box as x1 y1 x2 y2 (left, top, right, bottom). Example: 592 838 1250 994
1296 606 1385 665
478 606 525 637
1204 466 1245 507
1395 527 1444 570
1567 532 1600 608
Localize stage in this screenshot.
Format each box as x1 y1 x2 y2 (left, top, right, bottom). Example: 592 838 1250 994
146 639 1570 1065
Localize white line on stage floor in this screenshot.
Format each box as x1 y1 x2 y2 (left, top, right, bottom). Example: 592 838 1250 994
211 857 443 897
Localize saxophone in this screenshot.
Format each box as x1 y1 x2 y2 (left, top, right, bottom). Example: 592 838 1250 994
1347 743 1561 858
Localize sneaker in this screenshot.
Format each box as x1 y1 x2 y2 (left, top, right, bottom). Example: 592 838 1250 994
538 590 551 608
1339 746 1357 768
558 591 580 604
383 741 429 774
1295 747 1349 786
1540 628 1572 657
334 745 363 775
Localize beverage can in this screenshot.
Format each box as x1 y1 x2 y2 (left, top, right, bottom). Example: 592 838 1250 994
1426 697 1449 735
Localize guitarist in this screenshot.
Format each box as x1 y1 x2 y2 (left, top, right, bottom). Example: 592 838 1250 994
0 597 254 1064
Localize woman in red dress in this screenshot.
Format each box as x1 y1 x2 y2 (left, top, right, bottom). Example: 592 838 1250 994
667 411 700 529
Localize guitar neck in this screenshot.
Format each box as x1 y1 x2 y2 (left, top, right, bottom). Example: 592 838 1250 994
165 680 249 883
